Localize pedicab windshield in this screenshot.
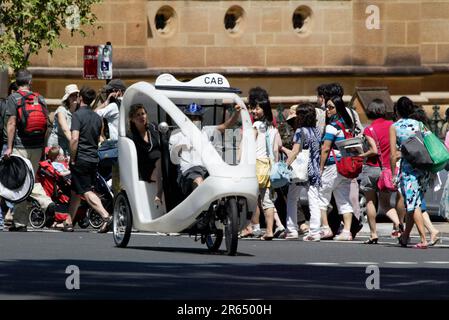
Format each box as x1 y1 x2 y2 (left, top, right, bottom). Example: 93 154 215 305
142 99 244 166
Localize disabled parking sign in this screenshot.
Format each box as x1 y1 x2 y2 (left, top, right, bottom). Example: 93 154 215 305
98 44 112 80
83 44 113 80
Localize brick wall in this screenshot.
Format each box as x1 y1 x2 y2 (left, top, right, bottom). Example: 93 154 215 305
25 0 449 99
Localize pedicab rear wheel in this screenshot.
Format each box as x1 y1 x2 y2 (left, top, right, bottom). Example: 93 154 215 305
113 191 132 248
224 197 239 256
205 229 223 252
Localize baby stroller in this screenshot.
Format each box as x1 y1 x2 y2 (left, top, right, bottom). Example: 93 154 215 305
28 153 114 229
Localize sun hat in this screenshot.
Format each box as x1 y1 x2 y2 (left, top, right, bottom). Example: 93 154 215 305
61 84 79 102
0 155 34 203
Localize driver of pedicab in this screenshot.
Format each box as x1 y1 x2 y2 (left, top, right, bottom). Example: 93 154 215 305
169 102 241 195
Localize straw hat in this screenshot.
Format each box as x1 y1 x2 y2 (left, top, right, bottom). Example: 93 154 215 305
61 84 79 102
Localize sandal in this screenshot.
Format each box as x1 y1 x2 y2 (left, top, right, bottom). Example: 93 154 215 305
98 216 112 234
8 223 27 232
260 234 273 241
62 222 74 232
238 227 254 238
413 243 428 249
429 237 441 247
4 219 13 227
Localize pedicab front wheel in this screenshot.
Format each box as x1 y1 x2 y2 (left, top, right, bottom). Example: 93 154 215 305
113 191 133 248
224 197 239 256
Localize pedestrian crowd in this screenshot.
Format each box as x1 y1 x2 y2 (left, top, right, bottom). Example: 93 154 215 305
0 69 447 250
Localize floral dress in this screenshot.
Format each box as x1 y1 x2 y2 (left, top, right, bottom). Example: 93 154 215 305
393 118 430 213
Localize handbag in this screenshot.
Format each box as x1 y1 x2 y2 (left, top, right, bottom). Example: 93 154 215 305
422 125 449 173
290 128 309 183
401 129 433 169
98 139 118 164
256 158 271 189
265 131 291 188
331 121 363 179
368 127 397 192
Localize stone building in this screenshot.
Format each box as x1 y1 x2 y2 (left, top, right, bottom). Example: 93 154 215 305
18 0 449 111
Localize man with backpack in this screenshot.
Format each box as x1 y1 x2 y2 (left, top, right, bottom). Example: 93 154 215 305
3 69 55 230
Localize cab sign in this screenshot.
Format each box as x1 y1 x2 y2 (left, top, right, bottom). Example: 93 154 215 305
204 76 223 86
155 73 230 88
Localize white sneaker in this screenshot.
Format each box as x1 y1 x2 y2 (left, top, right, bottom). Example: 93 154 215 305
303 233 320 242
320 227 333 239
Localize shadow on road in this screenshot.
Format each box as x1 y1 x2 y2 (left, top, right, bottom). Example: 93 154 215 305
127 246 253 256
1 259 449 299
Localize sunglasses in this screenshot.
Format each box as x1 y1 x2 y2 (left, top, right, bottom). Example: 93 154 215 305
326 105 335 110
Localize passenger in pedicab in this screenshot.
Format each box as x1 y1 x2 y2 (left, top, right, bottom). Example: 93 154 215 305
126 103 163 207
169 102 241 196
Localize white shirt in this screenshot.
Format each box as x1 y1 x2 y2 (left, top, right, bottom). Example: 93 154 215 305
169 125 222 174
96 102 119 141
253 121 278 159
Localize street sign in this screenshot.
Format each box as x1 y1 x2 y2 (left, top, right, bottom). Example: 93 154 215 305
83 45 98 79
97 44 113 80
83 44 113 80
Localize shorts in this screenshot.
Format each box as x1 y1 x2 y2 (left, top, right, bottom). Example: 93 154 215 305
70 160 98 195
259 187 275 210
359 165 381 193
179 166 209 195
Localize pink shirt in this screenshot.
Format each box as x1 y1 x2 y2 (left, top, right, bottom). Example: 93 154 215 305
363 118 393 167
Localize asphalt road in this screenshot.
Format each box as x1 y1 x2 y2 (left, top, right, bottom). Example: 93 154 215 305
1 229 449 300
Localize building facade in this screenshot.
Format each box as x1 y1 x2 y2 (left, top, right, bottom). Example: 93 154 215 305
24 0 449 107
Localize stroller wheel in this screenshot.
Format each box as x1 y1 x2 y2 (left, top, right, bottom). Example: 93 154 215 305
78 215 90 229
87 208 103 229
29 206 47 229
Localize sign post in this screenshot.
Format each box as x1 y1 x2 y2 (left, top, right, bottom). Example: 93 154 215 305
83 44 113 80
97 44 113 80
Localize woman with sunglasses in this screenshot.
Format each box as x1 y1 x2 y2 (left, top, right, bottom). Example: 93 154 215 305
317 95 356 241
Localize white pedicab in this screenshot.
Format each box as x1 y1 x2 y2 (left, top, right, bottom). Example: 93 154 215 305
113 73 258 255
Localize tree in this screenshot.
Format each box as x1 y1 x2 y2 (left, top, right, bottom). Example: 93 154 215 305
0 0 102 71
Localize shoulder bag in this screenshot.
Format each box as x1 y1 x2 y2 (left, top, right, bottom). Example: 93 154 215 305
331 121 363 179
290 128 310 183
266 129 291 189
368 126 397 192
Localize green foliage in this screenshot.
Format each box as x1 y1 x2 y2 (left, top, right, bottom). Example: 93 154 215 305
0 0 101 71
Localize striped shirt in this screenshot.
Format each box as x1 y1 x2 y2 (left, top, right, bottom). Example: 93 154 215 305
323 116 348 165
